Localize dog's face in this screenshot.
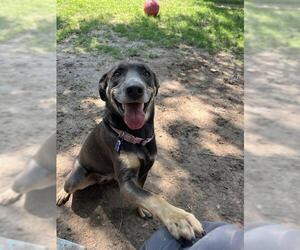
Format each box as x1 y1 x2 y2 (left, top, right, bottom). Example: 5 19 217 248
99 62 159 130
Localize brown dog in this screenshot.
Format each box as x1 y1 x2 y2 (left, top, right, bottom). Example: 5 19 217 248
57 62 204 240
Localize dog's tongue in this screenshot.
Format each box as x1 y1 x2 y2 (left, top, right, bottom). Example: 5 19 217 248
124 103 145 130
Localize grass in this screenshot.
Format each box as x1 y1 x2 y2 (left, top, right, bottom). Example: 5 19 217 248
245 2 300 55
57 0 244 55
0 0 55 52
204 0 243 4
251 0 299 4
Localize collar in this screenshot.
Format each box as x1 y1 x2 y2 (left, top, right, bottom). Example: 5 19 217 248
109 124 154 146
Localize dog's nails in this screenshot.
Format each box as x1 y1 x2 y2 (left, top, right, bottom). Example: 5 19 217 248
190 237 197 244
196 230 206 239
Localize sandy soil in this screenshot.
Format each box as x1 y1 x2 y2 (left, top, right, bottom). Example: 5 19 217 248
0 38 56 249
57 36 244 249
245 50 300 226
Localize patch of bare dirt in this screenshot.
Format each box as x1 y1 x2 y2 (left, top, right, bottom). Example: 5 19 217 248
0 38 56 249
57 36 243 249
245 50 300 226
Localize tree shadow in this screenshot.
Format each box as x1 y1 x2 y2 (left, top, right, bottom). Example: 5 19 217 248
0 16 18 35
0 8 56 154
24 186 56 218
56 49 244 248
245 2 300 56
203 0 244 5
57 10 244 247
62 113 243 248
70 182 161 248
0 15 55 52
161 117 243 214
245 153 300 225
244 49 299 225
57 3 243 54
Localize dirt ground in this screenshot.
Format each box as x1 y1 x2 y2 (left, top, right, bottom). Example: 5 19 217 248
57 34 244 249
245 50 300 226
0 38 56 249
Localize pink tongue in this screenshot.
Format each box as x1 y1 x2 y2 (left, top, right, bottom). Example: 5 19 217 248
124 103 145 130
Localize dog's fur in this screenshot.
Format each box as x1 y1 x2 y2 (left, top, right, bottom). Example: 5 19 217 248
0 134 56 206
57 62 204 240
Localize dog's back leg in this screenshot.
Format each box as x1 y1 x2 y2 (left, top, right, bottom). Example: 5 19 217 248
57 160 98 206
0 159 54 206
0 189 22 206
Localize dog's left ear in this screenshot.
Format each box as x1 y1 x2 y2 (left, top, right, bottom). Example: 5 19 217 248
99 72 108 101
153 72 160 96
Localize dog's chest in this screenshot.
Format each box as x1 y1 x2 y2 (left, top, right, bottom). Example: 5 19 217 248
119 144 156 173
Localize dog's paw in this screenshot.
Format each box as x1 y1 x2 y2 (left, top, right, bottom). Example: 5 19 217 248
163 207 204 240
56 189 70 206
0 189 22 206
137 207 153 218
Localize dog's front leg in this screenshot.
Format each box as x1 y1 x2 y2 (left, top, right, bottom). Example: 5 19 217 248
114 155 204 240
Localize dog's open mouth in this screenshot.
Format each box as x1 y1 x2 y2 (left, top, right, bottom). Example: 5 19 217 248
115 100 149 130
123 103 145 130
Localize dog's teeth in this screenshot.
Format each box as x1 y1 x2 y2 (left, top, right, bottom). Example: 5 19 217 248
122 104 125 110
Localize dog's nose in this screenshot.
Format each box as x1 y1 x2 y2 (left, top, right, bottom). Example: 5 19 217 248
126 85 144 99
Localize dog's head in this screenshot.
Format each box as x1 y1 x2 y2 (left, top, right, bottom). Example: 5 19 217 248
99 62 159 130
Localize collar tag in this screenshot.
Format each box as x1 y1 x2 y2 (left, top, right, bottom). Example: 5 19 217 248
114 139 122 153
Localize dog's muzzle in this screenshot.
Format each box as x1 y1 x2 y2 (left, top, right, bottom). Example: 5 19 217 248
126 85 144 100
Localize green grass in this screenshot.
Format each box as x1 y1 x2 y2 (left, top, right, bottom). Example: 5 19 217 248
245 2 300 55
204 0 243 4
57 0 244 55
0 0 55 52
251 0 299 4
72 36 123 58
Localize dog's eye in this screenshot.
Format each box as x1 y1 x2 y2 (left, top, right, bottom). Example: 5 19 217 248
143 70 151 79
112 70 122 80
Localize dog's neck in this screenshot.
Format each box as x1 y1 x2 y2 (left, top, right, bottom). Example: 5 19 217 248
103 105 155 139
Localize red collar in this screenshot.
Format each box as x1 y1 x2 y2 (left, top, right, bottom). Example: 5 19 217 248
109 125 154 146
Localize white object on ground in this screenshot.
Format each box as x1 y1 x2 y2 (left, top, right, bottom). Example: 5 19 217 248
0 237 47 250
57 238 86 250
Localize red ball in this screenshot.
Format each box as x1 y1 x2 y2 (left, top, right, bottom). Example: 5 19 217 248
144 0 160 16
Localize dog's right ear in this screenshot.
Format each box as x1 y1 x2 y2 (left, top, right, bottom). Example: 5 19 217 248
99 72 108 101
153 72 160 96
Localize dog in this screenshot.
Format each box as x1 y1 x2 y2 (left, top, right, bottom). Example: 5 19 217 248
0 134 56 206
56 62 204 240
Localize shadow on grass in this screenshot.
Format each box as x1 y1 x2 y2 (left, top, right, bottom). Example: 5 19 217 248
0 15 55 53
57 3 243 55
203 0 243 5
245 2 300 55
113 7 243 53
0 16 18 36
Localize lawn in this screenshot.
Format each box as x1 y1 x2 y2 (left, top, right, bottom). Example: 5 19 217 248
245 2 300 55
0 0 55 52
57 0 244 55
